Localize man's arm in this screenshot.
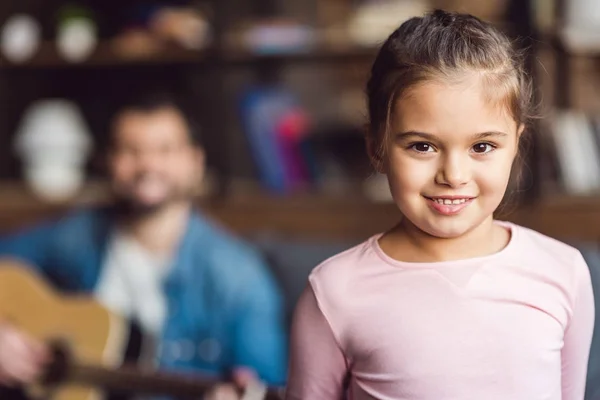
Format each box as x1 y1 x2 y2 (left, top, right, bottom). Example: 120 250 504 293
0 221 57 271
0 222 61 387
230 251 288 386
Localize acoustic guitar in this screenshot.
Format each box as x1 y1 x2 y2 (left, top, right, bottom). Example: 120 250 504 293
0 260 285 400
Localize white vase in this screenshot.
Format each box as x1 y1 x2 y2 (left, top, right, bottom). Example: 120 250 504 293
0 14 41 63
565 0 600 30
57 18 97 63
14 99 93 202
562 0 600 52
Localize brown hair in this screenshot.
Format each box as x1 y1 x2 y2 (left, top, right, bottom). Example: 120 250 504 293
366 9 534 165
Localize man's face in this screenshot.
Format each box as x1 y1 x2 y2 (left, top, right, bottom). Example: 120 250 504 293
108 107 203 214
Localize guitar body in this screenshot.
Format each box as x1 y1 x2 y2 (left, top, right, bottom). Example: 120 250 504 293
0 260 128 400
0 260 284 400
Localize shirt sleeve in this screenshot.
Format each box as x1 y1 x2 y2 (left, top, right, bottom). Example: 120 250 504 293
231 252 288 386
285 283 349 400
562 251 595 400
0 221 56 272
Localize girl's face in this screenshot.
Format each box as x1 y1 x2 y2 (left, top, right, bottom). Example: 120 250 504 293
379 74 522 239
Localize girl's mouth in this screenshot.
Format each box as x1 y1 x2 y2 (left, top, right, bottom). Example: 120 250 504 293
424 196 476 215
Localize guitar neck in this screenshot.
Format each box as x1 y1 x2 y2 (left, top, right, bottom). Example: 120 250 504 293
65 363 284 400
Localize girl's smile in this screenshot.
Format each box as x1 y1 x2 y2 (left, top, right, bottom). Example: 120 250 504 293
424 195 477 216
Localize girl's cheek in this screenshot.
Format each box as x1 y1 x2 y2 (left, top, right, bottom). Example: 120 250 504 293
390 158 437 189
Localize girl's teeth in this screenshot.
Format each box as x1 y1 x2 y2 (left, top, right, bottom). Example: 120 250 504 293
434 198 468 205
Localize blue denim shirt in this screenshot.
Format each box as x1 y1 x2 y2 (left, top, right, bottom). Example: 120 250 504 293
0 207 288 386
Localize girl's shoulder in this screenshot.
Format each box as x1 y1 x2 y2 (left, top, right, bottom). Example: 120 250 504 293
501 221 592 318
306 235 382 299
503 220 584 261
500 221 590 288
309 235 379 278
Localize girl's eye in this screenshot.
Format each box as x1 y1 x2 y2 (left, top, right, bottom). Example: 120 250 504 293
472 143 495 154
410 142 435 153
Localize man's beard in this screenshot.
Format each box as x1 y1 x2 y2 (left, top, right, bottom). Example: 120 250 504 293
110 184 193 220
112 196 168 218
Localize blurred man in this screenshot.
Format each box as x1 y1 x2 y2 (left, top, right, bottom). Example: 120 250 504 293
0 93 287 399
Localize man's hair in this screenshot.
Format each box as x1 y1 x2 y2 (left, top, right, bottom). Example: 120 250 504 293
108 90 202 148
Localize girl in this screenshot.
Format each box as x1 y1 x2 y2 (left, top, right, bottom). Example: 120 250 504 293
285 9 595 400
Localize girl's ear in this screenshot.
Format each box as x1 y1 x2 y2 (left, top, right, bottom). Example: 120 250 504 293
366 134 386 174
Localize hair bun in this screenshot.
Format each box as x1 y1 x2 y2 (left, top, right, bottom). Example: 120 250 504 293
432 9 456 26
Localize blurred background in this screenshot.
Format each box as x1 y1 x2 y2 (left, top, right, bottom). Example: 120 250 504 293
2 0 600 396
0 0 596 246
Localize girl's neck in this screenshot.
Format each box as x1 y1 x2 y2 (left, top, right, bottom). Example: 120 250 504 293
379 217 510 263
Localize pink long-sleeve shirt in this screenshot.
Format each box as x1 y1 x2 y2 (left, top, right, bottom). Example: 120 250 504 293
286 221 595 400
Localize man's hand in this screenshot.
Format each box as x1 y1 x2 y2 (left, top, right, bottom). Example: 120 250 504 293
0 322 49 387
205 367 263 400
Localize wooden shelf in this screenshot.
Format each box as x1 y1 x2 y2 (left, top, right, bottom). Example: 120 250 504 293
0 182 599 243
0 40 214 69
221 43 377 65
0 40 377 70
204 193 600 242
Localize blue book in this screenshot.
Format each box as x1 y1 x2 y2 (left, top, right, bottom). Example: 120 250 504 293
239 86 299 193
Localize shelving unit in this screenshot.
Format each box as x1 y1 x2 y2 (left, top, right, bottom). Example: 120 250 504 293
0 41 214 69
0 0 597 243
0 1 381 193
524 0 600 202
0 39 378 69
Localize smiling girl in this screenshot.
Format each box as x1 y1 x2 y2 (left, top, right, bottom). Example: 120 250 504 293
285 9 595 400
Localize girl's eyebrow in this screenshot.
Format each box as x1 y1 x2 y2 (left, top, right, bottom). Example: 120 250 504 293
472 131 509 139
395 131 508 141
395 131 437 141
